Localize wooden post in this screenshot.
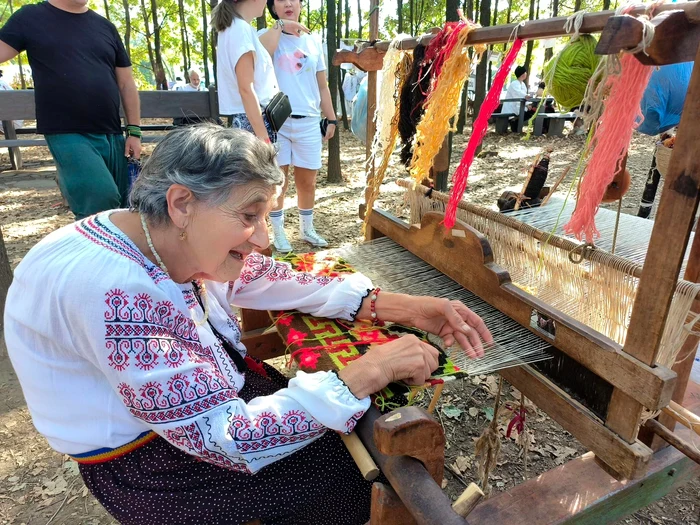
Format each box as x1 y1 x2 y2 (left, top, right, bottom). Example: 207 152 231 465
0 225 12 333
608 42 700 445
363 0 380 234
3 121 22 170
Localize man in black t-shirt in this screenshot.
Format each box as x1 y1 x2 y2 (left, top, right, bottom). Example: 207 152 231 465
0 0 142 219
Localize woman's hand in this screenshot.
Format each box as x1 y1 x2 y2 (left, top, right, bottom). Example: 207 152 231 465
280 19 311 36
338 335 440 399
406 297 493 359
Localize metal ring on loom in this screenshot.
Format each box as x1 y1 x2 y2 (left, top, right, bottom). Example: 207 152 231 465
567 242 596 264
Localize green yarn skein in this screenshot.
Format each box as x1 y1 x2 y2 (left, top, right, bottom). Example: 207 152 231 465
545 34 601 111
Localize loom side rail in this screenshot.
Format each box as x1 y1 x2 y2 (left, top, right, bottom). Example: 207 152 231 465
332 2 699 70
366 207 676 414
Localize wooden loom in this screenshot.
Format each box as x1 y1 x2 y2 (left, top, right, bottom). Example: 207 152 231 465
238 5 700 524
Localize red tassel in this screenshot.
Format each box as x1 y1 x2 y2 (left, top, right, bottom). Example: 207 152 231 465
444 39 525 229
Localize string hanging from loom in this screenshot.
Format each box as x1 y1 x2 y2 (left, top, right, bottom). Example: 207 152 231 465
409 22 484 185
443 38 524 229
564 53 652 242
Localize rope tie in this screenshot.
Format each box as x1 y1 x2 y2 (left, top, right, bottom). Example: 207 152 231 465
568 242 595 264
564 10 587 41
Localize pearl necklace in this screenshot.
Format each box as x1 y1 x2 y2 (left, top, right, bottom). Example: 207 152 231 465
140 213 209 326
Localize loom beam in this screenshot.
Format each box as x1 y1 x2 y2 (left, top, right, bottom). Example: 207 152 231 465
332 2 699 72
595 8 700 66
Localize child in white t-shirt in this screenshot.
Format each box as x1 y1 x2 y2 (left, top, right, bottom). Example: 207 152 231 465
261 0 336 252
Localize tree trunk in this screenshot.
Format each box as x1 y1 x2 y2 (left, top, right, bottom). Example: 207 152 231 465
202 0 210 86
210 0 219 87
139 0 157 86
488 0 499 89
326 0 342 183
122 0 132 60
466 0 474 20
398 0 404 33
337 0 349 130
574 0 582 12
603 0 611 9
179 0 191 82
320 1 325 43
0 226 12 333
344 0 350 38
256 15 267 29
150 0 168 90
473 0 491 122
357 0 362 39
523 0 536 73
103 0 111 20
409 0 413 35
544 0 558 61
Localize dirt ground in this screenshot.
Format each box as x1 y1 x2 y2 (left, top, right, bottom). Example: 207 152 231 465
0 123 698 525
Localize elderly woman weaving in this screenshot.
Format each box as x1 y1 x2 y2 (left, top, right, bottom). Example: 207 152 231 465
4 125 491 525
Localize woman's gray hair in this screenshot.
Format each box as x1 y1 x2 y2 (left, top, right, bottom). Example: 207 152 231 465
130 124 283 224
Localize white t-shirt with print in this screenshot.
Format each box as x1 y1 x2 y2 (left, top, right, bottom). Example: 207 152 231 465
260 31 326 117
217 18 279 115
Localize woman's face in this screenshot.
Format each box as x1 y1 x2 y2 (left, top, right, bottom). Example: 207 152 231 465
273 0 301 22
183 183 276 283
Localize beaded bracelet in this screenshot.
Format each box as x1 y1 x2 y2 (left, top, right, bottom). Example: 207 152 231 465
125 124 142 138
369 287 381 325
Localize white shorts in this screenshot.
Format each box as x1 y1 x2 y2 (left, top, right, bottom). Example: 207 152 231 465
276 116 323 170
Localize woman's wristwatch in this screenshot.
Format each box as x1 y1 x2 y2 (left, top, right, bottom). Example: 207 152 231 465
327 119 337 126
274 19 285 31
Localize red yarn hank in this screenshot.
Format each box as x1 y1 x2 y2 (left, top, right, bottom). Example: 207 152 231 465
564 54 652 242
418 22 464 97
444 39 524 229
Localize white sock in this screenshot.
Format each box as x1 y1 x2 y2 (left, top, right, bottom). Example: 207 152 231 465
269 210 284 229
299 208 314 232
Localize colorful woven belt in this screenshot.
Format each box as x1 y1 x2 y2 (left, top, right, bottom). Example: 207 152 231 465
69 431 158 464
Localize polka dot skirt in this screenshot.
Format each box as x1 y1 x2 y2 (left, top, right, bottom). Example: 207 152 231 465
79 362 373 525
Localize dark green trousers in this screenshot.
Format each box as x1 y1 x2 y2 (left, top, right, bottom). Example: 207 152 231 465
45 133 128 220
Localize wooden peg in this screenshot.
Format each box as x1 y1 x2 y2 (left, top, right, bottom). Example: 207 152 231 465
451 482 485 518
340 431 380 481
427 383 445 414
644 418 700 466
661 400 700 438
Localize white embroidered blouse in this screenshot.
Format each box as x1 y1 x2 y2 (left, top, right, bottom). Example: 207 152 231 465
4 213 372 473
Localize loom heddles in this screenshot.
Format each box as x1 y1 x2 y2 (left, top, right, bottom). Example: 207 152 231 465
404 186 700 368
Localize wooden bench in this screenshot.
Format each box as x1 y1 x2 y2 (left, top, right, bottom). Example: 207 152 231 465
533 111 577 137
0 88 220 169
490 98 527 134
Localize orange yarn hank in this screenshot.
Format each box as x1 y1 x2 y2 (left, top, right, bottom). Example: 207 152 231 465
564 54 652 242
409 22 485 185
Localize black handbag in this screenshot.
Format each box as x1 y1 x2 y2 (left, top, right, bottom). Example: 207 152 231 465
264 92 292 133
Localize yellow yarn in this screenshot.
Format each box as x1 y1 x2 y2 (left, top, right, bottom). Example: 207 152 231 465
363 41 413 233
409 24 485 185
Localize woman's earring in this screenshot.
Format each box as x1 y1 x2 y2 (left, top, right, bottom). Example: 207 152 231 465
180 231 187 241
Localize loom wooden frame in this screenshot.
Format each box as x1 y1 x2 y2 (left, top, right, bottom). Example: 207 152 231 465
234 5 700 524
315 2 700 522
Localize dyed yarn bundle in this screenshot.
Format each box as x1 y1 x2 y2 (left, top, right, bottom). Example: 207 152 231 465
443 38 524 229
409 22 485 185
544 34 600 110
398 43 429 166
564 53 652 242
364 37 413 231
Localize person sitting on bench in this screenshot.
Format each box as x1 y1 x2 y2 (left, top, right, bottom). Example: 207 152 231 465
4 125 492 525
503 65 534 133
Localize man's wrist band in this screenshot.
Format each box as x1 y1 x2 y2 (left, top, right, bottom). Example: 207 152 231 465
327 119 338 125
126 125 142 138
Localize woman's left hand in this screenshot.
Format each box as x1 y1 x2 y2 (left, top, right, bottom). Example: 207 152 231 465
324 123 336 142
408 298 493 359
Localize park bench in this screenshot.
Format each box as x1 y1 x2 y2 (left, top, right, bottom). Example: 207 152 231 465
490 97 527 134
0 88 220 169
533 111 577 137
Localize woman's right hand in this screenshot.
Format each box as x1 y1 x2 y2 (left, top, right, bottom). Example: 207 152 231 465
280 20 311 37
337 335 440 399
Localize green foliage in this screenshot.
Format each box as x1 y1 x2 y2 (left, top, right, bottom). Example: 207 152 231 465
0 0 621 90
